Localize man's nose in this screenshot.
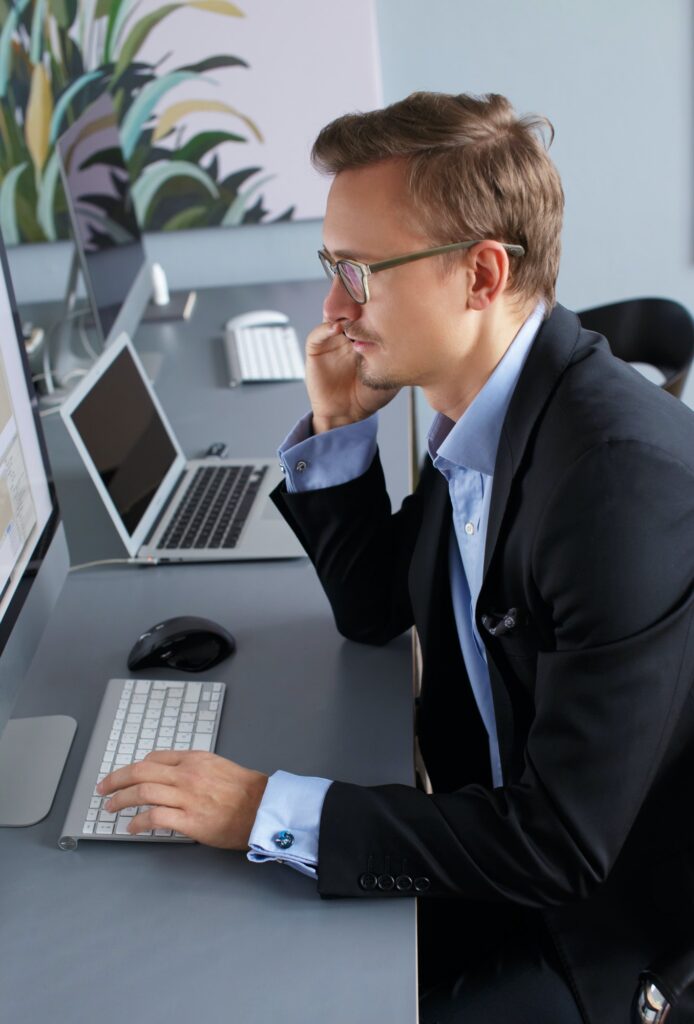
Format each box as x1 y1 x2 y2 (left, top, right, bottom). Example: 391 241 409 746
322 273 362 324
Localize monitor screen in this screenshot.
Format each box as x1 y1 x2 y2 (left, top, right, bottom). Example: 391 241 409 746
0 231 71 827
56 92 151 345
0 251 58 653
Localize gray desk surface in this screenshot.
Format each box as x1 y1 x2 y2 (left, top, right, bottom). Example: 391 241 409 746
0 284 417 1024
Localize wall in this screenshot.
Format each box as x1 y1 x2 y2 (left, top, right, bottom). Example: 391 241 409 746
8 0 694 402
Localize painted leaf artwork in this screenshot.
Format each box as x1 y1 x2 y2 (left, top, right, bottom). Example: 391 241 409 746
0 0 382 243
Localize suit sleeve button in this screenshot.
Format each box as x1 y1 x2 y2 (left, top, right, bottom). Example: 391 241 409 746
377 874 395 891
395 874 413 891
359 872 378 891
414 876 431 893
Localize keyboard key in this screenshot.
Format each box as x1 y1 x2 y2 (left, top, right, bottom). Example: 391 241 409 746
99 812 117 823
195 721 214 734
115 819 133 835
154 829 173 837
192 734 212 751
86 809 98 822
82 822 95 834
198 711 215 721
96 823 115 835
186 683 202 701
90 797 102 810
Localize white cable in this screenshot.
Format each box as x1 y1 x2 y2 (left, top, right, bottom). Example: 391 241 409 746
68 557 159 573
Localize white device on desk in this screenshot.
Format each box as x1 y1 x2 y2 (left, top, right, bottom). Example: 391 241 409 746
58 677 225 849
60 332 304 563
224 309 305 386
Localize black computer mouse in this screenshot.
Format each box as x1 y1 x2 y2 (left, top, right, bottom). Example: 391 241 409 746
127 616 236 674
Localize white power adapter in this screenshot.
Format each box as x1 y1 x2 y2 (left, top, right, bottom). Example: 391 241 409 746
151 262 170 306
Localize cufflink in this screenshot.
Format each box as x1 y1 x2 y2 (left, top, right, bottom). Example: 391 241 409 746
273 830 295 850
295 460 308 473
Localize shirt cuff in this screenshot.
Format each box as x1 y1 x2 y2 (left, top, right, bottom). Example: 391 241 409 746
247 770 332 879
278 412 378 492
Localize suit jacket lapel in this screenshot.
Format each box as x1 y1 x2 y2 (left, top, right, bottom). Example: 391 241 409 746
409 462 450 649
483 304 585 580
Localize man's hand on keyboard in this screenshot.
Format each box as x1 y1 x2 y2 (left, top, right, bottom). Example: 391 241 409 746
97 751 268 849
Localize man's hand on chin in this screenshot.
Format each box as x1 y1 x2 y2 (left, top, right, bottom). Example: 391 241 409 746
96 751 269 849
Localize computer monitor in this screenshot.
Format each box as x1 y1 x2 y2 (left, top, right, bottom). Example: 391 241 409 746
0 231 73 828
55 91 153 349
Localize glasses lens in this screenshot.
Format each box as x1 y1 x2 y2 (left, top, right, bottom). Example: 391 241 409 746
337 261 366 303
318 250 335 282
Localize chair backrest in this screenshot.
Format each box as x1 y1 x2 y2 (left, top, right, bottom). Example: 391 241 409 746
578 298 694 398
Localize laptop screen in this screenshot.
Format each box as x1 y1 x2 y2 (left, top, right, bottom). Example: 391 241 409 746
70 346 177 535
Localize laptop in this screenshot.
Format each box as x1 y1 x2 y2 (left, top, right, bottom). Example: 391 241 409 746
60 332 303 562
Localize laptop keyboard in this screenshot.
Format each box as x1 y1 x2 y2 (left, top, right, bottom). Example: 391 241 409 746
160 464 267 550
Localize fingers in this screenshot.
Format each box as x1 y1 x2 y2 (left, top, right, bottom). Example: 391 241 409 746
104 781 182 815
305 320 346 352
97 754 181 796
127 804 189 838
143 750 184 766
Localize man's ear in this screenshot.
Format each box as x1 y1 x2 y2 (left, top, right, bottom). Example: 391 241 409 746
466 242 510 311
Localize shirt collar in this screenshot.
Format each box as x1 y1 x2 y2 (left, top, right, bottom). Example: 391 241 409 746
428 301 546 476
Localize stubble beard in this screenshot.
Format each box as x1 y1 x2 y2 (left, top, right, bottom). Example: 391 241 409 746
355 353 402 392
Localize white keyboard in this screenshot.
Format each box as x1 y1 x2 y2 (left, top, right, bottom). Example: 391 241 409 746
225 324 305 384
58 677 225 849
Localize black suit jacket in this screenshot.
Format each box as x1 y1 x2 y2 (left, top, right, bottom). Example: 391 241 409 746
272 304 694 1024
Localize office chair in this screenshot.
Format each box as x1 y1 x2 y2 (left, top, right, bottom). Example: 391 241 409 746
578 298 694 399
579 298 694 1019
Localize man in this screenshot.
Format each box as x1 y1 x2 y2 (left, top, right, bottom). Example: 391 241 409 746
99 93 694 1023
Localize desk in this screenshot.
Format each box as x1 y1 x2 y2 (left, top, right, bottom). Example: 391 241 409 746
0 284 418 1023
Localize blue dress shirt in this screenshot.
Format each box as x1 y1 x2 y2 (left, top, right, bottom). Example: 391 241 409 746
247 303 545 876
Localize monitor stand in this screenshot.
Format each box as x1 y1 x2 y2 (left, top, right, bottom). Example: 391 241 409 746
0 714 76 826
44 253 196 396
41 252 96 395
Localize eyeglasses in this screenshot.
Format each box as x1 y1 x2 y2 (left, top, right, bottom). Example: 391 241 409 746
318 239 525 304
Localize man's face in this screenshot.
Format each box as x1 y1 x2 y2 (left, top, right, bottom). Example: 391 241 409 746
321 159 475 392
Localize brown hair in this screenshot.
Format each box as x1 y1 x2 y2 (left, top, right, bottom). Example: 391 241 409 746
312 92 564 310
